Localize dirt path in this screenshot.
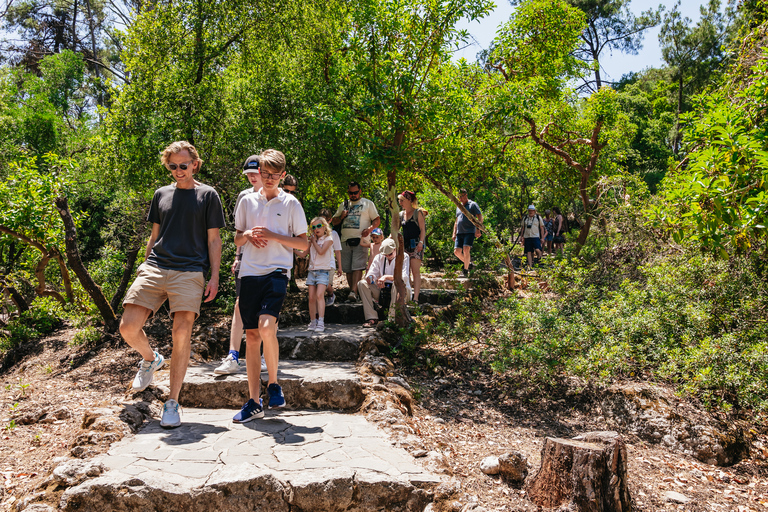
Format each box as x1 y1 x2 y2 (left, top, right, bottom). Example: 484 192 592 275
2 316 768 511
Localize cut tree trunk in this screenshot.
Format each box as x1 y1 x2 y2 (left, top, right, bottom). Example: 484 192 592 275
525 431 632 512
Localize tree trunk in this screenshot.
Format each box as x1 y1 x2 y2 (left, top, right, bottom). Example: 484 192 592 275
110 243 141 313
53 250 74 302
55 197 119 333
387 165 411 327
0 277 29 313
673 73 683 157
0 225 67 305
525 431 632 512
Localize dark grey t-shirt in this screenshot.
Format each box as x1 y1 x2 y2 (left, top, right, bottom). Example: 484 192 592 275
456 200 482 234
146 183 226 273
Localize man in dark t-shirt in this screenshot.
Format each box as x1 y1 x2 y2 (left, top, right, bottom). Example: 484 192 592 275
452 188 483 277
119 141 225 429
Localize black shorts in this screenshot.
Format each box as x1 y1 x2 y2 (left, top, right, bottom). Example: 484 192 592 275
238 272 288 330
235 270 241 297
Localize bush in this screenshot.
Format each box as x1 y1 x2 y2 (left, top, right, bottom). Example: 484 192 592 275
70 326 101 346
0 297 66 353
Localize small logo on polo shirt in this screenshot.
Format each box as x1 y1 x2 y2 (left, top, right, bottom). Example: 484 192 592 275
277 213 282 216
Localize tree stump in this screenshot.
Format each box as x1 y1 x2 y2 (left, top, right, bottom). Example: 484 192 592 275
525 431 632 512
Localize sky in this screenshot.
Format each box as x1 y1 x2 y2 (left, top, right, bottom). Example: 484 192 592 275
453 0 706 83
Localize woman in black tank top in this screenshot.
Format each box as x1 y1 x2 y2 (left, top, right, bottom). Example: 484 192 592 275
398 191 426 302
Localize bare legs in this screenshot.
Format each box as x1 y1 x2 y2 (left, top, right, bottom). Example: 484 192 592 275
410 256 422 302
228 298 243 353
308 284 327 321
453 246 471 271
244 314 280 401
346 270 363 295
119 305 195 402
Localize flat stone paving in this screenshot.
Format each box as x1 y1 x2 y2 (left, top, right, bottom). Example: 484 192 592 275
61 409 440 511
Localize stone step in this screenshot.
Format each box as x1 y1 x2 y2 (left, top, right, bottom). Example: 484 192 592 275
61 409 440 512
418 289 458 305
157 360 364 410
280 289 459 326
277 324 370 361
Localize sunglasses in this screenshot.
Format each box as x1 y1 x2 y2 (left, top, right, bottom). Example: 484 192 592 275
347 190 360 196
283 188 296 194
168 161 194 171
311 223 324 230
260 170 283 180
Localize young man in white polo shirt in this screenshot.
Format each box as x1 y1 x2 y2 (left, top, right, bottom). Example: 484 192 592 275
233 149 308 422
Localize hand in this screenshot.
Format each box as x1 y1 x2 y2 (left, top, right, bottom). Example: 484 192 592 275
336 269 343 277
230 259 238 274
361 227 372 237
203 276 219 302
475 231 481 238
452 233 456 241
245 227 270 248
377 276 388 288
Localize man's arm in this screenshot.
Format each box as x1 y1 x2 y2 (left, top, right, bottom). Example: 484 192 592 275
204 227 222 302
144 223 161 260
361 216 380 238
452 219 458 240
474 213 483 237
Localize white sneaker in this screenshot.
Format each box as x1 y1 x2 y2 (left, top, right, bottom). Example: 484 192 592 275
307 319 318 331
325 293 335 307
132 352 164 391
214 354 239 375
261 355 267 372
160 399 181 428
315 319 325 332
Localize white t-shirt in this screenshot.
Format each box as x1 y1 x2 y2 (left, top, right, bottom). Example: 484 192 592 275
235 189 307 277
330 231 342 269
233 187 257 273
334 198 379 242
309 235 334 271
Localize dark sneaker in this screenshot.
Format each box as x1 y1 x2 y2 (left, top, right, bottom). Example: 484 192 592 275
233 398 264 423
462 268 468 278
267 383 286 409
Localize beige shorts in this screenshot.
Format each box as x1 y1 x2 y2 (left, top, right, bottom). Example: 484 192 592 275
123 263 205 316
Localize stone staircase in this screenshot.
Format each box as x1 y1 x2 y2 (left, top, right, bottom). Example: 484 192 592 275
58 287 457 512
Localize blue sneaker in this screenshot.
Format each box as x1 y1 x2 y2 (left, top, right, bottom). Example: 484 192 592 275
233 398 264 423
267 383 286 409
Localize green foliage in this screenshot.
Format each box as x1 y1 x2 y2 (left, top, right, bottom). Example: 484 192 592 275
483 252 768 411
0 297 66 353
71 326 102 347
651 51 768 256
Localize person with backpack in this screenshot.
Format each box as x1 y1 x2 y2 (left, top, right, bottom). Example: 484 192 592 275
552 207 566 255
521 205 547 269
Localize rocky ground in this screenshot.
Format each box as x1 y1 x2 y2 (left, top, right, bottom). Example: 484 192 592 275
2 285 768 511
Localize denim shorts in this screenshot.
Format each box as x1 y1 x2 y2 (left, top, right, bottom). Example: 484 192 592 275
306 269 331 286
454 232 475 249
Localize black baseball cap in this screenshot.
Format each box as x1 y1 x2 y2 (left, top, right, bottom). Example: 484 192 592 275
242 155 260 174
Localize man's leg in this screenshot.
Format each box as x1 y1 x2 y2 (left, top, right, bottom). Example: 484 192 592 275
168 311 195 402
119 304 154 361
244 328 263 400
453 247 466 266
462 246 471 270
229 298 243 352
259 314 280 385
350 270 363 293
358 279 380 322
